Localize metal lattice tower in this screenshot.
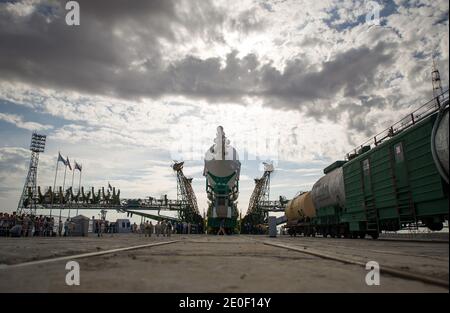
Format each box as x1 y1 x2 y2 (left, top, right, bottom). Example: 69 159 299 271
17 132 46 215
172 161 201 223
432 58 443 99
245 162 274 224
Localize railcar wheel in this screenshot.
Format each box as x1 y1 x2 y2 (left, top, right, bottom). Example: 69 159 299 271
370 232 379 239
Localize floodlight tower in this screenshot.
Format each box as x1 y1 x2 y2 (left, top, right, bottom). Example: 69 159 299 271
17 132 47 215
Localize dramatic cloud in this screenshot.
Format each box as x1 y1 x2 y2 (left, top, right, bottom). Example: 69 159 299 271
2 1 444 109
0 0 448 215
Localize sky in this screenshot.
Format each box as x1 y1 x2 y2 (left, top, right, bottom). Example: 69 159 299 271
0 0 448 223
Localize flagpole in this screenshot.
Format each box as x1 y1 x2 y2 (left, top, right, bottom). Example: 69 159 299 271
59 164 67 222
68 164 76 219
78 168 82 192
71 165 75 190
77 166 82 216
50 152 60 218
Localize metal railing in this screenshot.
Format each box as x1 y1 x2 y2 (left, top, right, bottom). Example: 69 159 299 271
346 89 449 160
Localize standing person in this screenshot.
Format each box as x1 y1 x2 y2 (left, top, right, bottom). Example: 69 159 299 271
155 221 161 237
217 219 226 235
100 220 104 237
91 216 95 234
38 215 44 237
148 221 153 237
144 221 149 237
22 215 29 237
98 220 103 237
43 217 48 237
161 220 166 236
58 219 63 237
166 221 172 237
49 217 54 237
32 217 37 236
64 219 69 237
0 213 5 237
28 215 34 237
96 220 101 237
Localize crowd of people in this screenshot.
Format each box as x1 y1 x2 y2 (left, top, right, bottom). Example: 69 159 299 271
131 220 205 236
132 220 173 237
1 211 206 238
0 212 75 237
92 219 116 237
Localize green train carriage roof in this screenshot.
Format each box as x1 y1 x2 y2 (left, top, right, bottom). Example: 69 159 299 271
343 108 441 167
324 91 449 171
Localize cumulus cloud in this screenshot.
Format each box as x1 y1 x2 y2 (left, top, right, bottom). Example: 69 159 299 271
1 1 444 115
0 112 53 130
0 0 448 214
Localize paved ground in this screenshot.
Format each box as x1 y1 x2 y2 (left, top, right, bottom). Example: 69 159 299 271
0 233 174 265
0 234 447 292
379 232 449 242
266 236 449 281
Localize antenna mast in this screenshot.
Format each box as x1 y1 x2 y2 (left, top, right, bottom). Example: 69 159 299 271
432 58 443 99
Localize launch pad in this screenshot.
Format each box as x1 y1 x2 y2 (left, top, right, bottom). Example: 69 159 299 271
0 233 447 292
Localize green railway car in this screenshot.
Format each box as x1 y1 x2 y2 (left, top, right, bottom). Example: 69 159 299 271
285 92 449 239
342 102 448 237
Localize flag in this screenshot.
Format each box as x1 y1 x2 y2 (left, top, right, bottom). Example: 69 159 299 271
57 152 67 166
66 157 72 170
74 161 82 172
